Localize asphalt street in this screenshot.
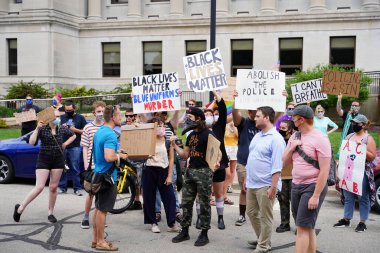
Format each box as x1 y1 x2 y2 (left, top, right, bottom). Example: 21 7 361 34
0 181 379 253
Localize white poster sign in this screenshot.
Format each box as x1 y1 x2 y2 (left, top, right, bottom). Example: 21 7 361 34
290 79 327 104
234 69 286 112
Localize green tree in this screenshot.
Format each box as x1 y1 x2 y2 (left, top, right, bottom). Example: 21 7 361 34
286 65 372 109
5 80 51 99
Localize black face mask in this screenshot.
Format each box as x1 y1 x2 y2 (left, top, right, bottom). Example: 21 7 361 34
279 130 287 138
182 118 198 135
352 124 362 133
66 111 74 118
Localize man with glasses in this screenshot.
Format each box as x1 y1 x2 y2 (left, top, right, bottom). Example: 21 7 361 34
123 108 137 125
275 102 295 131
336 94 361 141
187 99 197 108
17 94 41 136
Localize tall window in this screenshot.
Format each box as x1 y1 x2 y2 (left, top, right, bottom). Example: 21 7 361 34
186 40 207 56
279 38 303 76
143 42 162 75
8 39 17 75
111 0 128 4
231 39 253 77
102 43 120 77
330 37 356 69
151 0 169 2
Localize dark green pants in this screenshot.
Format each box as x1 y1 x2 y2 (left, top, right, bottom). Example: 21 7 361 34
278 179 292 225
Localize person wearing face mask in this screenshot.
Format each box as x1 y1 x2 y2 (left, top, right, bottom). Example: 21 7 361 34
336 94 361 141
13 117 76 224
17 94 41 136
275 102 295 131
79 101 106 229
333 114 377 233
58 100 88 196
142 118 179 234
313 105 338 137
51 93 65 116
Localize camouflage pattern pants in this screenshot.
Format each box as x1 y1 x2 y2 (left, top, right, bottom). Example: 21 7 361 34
180 167 213 230
277 179 292 225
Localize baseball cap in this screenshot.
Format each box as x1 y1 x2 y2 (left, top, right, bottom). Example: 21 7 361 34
351 114 368 124
188 107 205 120
293 105 314 119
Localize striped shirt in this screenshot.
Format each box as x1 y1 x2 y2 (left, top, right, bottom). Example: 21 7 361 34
81 121 104 163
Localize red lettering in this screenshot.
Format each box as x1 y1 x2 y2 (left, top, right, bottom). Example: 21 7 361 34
341 179 349 190
143 102 157 111
162 99 167 109
355 143 362 155
353 182 358 193
157 101 161 110
342 141 350 151
168 99 174 109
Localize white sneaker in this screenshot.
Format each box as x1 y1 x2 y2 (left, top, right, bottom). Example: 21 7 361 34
151 224 160 233
227 185 233 193
167 224 181 233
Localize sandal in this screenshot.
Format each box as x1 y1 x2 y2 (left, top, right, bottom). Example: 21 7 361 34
95 242 118 251
224 198 234 205
91 241 113 249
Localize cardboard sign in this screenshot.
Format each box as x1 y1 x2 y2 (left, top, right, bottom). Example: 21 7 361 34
234 69 286 112
205 134 221 171
36 107 56 123
321 70 362 97
183 48 228 92
338 140 367 196
13 109 37 124
132 72 181 114
119 123 157 159
290 78 327 104
222 77 236 101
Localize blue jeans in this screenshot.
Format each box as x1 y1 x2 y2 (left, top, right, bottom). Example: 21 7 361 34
59 146 82 192
343 174 371 221
156 164 180 213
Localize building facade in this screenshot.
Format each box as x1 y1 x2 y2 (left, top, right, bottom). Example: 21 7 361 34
1 0 380 99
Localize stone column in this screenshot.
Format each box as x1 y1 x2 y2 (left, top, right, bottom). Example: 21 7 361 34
362 0 380 9
0 1 9 15
260 0 276 14
170 0 184 17
216 0 229 16
88 0 102 20
128 0 142 18
309 0 327 12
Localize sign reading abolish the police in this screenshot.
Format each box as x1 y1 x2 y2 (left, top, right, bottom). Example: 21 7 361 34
290 78 327 104
183 48 227 92
234 69 286 112
132 72 181 114
321 70 362 97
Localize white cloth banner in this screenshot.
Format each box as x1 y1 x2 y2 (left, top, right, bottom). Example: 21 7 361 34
290 78 327 104
132 72 181 114
338 140 367 196
234 69 286 112
183 48 227 92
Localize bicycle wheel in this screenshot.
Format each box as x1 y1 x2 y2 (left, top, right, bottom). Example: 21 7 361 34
110 174 136 214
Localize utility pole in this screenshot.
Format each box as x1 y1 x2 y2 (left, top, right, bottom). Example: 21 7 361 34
209 0 216 101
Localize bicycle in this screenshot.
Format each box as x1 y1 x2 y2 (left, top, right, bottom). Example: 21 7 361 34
109 159 138 214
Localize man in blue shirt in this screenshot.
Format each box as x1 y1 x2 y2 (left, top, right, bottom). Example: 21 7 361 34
246 106 286 253
92 105 128 251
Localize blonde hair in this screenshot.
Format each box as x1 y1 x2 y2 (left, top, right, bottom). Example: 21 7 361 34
314 104 325 116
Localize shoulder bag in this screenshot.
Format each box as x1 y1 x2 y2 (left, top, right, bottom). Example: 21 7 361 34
51 128 70 173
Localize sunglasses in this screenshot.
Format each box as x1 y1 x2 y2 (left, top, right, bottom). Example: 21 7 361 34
125 114 136 118
188 104 195 106
287 108 294 111
317 111 324 113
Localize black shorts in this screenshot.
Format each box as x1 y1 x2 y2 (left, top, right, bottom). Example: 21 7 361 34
95 184 117 212
291 183 328 229
212 168 226 183
36 153 65 170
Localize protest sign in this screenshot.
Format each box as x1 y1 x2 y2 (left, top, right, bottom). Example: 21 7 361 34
13 109 37 124
183 48 227 92
338 140 367 196
206 134 221 171
36 107 56 123
132 72 181 114
119 123 157 159
321 70 361 97
222 77 236 101
290 78 327 104
234 69 286 112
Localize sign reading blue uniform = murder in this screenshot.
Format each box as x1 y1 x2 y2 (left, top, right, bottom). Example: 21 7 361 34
234 69 286 112
132 72 181 114
183 48 227 92
290 78 327 104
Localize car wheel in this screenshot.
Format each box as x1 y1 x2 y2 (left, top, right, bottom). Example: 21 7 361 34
0 155 14 184
373 178 380 212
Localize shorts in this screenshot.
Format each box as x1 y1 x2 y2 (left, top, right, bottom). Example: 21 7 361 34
236 163 246 190
212 168 226 183
36 153 65 170
225 146 238 161
291 183 328 229
95 184 117 213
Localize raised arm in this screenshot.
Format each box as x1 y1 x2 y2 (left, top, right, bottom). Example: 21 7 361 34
336 94 344 117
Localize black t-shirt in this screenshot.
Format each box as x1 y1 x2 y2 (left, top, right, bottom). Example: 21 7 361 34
342 111 359 136
211 99 229 169
186 127 214 169
60 113 87 148
236 117 260 165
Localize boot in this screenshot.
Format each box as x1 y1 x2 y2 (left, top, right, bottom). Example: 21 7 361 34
194 229 209 247
195 215 201 229
218 215 225 230
172 226 190 243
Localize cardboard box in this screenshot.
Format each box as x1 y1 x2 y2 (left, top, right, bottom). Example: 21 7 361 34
36 107 56 123
206 134 221 171
119 123 157 159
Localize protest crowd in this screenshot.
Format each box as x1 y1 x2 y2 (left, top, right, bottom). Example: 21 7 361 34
10 49 378 253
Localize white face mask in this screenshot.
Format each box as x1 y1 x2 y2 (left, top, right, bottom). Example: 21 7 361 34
317 112 324 118
214 115 219 122
95 112 104 122
205 116 214 127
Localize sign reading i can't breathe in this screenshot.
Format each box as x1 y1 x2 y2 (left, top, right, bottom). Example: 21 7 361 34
234 69 286 112
183 48 228 92
132 72 181 114
290 79 327 104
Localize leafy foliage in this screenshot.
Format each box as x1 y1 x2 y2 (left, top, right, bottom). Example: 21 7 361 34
5 80 51 99
55 86 100 98
108 83 132 94
0 106 18 117
286 65 372 109
0 119 7 128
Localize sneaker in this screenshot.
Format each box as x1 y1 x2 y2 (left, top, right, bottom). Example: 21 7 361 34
58 188 67 194
235 215 246 226
333 219 350 228
74 190 83 196
227 185 233 193
355 222 367 233
151 224 160 233
276 223 291 233
81 219 90 229
167 224 181 233
48 214 58 223
128 201 142 210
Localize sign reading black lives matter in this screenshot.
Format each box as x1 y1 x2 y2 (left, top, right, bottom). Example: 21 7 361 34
183 48 228 92
235 69 286 112
132 72 181 114
291 78 327 104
